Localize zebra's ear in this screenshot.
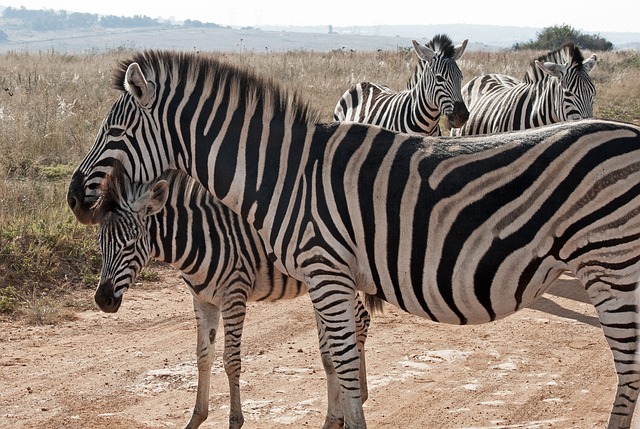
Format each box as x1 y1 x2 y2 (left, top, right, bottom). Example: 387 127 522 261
453 39 468 61
535 60 567 79
142 180 169 217
412 40 436 62
125 62 155 108
583 54 597 73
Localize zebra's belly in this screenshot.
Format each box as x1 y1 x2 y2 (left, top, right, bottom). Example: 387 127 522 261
373 268 566 326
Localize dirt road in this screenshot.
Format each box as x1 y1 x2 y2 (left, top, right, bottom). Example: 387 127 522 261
0 268 631 428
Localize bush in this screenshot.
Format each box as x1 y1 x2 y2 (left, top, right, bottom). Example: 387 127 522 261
0 285 19 313
513 24 613 51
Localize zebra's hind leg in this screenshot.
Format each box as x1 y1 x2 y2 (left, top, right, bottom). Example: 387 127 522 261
354 294 371 404
184 297 221 429
578 270 640 429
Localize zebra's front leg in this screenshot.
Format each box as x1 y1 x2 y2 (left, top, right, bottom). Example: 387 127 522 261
316 294 371 429
315 311 344 429
309 280 367 429
185 298 221 429
580 271 640 429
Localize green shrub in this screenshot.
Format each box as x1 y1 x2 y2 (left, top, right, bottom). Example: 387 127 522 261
0 285 19 313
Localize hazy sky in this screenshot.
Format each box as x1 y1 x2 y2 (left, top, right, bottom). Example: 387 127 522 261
0 0 638 34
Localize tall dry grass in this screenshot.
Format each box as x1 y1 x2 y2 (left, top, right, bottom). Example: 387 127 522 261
0 46 639 320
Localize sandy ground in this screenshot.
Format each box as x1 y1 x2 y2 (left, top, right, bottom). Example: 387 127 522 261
0 267 635 429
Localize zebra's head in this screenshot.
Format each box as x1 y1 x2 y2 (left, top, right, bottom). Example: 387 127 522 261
92 161 169 313
530 43 597 121
410 35 469 129
67 54 168 225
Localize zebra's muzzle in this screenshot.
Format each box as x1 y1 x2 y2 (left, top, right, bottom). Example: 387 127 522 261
447 101 470 129
94 280 123 313
67 171 99 225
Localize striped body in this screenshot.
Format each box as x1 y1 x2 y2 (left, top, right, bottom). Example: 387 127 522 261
333 35 469 136
93 168 370 429
68 50 640 429
451 43 596 136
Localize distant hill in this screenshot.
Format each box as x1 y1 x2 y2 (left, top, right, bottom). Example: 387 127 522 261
0 5 638 53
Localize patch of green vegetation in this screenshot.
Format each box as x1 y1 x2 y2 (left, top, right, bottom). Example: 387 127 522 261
39 164 75 181
0 208 101 315
139 269 161 282
0 285 20 313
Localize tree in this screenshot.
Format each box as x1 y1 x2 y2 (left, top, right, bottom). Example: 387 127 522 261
513 24 613 51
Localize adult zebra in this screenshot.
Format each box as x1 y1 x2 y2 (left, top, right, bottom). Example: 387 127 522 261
333 34 469 136
92 165 371 429
451 42 597 136
68 50 640 429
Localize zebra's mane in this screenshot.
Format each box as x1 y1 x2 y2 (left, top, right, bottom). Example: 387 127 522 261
158 169 211 205
523 42 586 83
407 34 456 89
425 34 457 59
96 164 208 217
111 49 322 126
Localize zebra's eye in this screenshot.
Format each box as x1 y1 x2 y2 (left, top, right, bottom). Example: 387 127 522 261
436 75 446 83
121 240 137 253
107 127 125 137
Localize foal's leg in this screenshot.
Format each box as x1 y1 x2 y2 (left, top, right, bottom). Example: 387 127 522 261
220 296 248 429
185 297 221 429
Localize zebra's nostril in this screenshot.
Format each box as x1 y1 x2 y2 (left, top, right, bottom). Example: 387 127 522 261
67 195 79 211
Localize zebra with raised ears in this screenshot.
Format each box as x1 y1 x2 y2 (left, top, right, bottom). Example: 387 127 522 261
92 164 371 429
333 34 469 136
68 50 640 429
451 42 597 136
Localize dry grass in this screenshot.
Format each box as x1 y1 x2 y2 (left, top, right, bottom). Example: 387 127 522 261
1 46 639 323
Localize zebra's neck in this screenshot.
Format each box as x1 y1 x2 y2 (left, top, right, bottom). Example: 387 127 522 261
529 78 566 123
146 182 215 272
163 103 318 248
393 85 440 135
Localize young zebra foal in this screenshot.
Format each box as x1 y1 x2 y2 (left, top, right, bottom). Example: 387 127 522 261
92 166 371 429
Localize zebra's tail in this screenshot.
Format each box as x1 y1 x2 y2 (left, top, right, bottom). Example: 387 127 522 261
363 293 385 314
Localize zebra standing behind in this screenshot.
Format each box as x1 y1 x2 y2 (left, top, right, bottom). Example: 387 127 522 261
333 34 469 136
451 42 597 136
92 165 371 429
68 50 640 429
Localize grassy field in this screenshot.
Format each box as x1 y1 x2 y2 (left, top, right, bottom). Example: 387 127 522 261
1 47 639 322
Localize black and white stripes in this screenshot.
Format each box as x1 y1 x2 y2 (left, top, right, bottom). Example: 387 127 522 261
333 34 469 136
451 42 597 136
68 50 640 429
92 166 370 429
